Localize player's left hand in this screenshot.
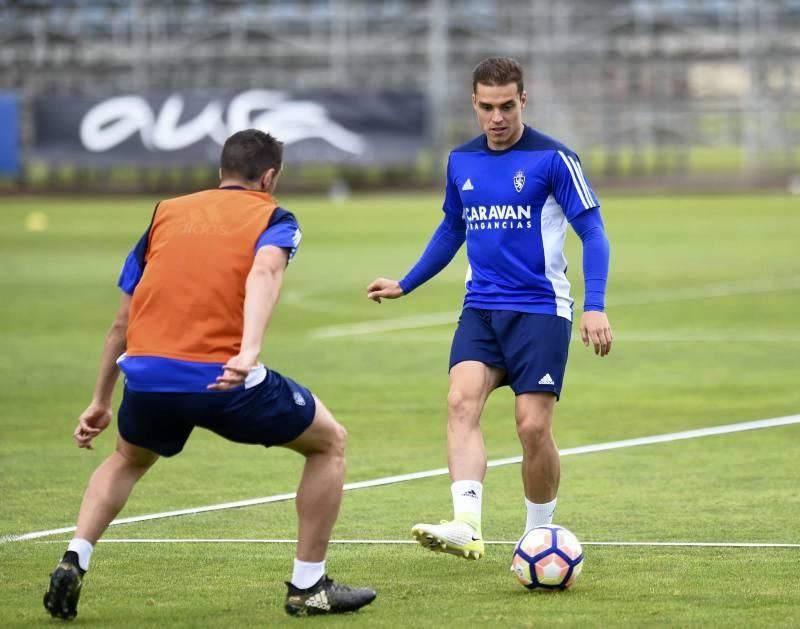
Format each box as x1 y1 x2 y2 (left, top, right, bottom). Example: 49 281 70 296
580 311 613 357
74 402 112 449
208 353 256 391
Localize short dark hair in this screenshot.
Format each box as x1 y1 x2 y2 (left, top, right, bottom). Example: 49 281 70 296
472 57 524 95
220 129 283 182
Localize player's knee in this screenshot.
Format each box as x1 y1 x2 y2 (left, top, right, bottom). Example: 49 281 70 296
310 399 347 453
316 417 347 458
515 416 552 448
447 388 481 422
330 421 348 457
115 437 159 469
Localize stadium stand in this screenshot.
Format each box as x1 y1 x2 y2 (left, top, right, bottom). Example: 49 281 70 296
0 0 798 189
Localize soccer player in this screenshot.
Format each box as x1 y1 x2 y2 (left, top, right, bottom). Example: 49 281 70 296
44 129 376 619
367 57 612 560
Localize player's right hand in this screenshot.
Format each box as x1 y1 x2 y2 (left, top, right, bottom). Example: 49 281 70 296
367 278 404 303
208 353 256 391
74 402 112 450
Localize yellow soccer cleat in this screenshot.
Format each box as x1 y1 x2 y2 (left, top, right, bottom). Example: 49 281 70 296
411 519 484 560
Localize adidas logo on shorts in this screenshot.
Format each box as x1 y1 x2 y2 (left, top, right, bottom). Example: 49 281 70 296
538 373 555 386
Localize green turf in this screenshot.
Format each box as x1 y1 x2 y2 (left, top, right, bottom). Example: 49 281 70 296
1 192 799 626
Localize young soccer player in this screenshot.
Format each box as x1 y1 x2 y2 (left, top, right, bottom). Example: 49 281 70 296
44 129 376 619
367 57 612 560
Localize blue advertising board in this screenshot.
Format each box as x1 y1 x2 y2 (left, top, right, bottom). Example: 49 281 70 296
0 92 19 176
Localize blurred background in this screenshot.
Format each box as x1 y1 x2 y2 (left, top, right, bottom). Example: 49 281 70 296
1 0 799 193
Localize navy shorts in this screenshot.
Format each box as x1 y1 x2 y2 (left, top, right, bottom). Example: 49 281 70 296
118 369 316 457
449 308 572 398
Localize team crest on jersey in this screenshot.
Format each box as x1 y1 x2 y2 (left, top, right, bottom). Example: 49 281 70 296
513 170 525 193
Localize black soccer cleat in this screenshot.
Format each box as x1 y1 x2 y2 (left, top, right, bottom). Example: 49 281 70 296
284 575 376 616
43 552 84 621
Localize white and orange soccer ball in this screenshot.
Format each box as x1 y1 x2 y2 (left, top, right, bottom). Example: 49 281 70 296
510 525 584 591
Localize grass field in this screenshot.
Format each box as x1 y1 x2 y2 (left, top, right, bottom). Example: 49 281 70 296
1 191 799 627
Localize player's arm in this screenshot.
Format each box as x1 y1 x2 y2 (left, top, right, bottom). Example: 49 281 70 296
368 156 465 303
367 215 465 302
209 245 288 390
551 151 613 357
74 218 154 450
74 292 131 449
570 208 613 357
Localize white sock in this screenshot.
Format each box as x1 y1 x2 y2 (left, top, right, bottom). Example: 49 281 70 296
525 497 557 531
451 480 482 531
67 538 94 572
291 559 325 590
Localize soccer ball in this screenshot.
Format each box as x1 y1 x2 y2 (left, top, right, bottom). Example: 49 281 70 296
510 525 584 590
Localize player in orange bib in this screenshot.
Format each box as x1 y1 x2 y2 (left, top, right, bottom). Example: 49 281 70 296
44 129 376 620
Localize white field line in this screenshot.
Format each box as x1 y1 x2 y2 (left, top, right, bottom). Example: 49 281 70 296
309 276 800 339
581 332 800 343
610 276 800 307
281 289 357 316
310 311 459 339
35 539 800 549
340 331 800 343
4 414 799 543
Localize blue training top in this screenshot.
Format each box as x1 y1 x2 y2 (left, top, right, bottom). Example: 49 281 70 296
398 125 609 322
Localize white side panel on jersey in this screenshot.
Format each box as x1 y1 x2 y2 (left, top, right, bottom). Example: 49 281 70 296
464 263 472 288
541 194 574 320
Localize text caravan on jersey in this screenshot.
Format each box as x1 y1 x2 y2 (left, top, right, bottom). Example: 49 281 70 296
462 205 533 230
